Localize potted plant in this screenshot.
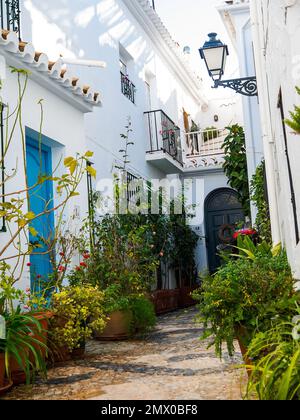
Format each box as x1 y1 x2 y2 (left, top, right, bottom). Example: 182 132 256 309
4 309 48 385
93 284 133 340
193 240 295 360
48 285 106 361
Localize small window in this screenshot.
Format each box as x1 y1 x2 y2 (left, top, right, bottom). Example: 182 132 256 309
119 59 127 76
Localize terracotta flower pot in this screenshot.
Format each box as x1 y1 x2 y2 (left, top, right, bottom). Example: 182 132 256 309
28 311 53 361
235 325 253 378
0 352 5 388
94 310 133 341
10 346 30 385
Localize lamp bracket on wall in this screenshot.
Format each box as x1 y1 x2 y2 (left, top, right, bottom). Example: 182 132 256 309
214 76 258 97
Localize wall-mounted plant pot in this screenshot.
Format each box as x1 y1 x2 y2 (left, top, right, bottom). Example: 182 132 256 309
0 352 5 388
94 310 133 341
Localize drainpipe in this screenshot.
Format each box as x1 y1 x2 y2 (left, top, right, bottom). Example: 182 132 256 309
249 0 281 245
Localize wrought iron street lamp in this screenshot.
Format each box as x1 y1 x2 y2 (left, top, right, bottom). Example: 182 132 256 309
199 33 258 97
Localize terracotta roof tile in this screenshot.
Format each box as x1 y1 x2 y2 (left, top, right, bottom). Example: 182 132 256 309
0 30 101 107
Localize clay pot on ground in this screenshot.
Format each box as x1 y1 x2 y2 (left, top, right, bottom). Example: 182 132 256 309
10 347 30 385
28 311 53 362
235 325 253 377
94 310 133 341
0 354 12 396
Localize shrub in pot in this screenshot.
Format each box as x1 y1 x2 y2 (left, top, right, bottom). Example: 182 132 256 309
3 309 48 385
49 285 106 359
130 296 156 334
193 242 295 359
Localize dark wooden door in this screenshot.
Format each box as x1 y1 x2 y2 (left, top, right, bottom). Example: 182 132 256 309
205 189 245 273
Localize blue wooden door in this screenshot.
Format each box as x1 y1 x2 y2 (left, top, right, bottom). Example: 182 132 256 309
26 137 54 291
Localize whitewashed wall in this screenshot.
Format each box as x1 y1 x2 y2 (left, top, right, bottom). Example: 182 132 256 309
218 2 264 221
0 62 89 291
250 0 300 283
20 0 207 182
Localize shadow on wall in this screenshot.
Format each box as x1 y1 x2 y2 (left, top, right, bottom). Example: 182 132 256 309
24 0 180 114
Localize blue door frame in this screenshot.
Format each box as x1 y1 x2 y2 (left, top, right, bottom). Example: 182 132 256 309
25 129 55 291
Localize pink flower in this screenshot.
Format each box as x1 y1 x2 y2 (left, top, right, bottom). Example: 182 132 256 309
23 305 30 310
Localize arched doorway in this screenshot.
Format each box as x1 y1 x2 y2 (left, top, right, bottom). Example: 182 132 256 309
205 188 245 273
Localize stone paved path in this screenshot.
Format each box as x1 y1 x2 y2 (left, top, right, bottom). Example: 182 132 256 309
2 308 246 400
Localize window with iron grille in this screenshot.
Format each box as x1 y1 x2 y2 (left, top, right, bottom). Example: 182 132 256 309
0 0 21 39
120 72 136 104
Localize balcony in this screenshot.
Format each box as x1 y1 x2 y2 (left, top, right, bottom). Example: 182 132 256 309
0 0 21 39
184 128 227 169
144 110 183 174
120 72 136 104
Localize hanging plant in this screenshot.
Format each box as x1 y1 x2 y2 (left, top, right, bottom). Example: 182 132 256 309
285 86 300 135
250 160 272 243
221 124 250 216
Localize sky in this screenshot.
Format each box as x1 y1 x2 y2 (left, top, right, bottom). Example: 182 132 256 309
154 0 239 97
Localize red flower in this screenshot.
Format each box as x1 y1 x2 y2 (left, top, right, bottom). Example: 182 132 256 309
27 262 32 267
76 266 81 271
58 265 66 272
80 262 87 268
83 254 90 260
37 275 42 279
233 229 257 240
59 252 65 257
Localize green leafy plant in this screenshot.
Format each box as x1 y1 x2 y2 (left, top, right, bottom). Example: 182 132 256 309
285 86 300 135
130 296 156 334
193 250 295 357
49 285 106 352
245 307 300 400
250 161 272 242
0 309 48 384
222 124 250 216
203 126 219 142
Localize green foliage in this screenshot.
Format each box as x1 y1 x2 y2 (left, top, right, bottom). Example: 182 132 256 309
250 161 272 242
49 285 106 352
203 126 219 142
0 309 48 384
130 296 156 334
222 124 250 216
285 86 300 135
245 308 300 400
193 250 295 357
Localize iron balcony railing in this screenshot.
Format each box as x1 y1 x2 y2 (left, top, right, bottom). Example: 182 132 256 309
144 109 183 166
185 128 227 157
120 71 136 104
0 0 21 39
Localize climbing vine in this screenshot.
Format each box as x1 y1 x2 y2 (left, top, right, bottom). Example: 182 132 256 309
221 124 250 216
285 86 300 135
250 161 272 242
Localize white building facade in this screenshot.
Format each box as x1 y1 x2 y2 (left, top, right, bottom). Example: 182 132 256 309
16 0 246 278
0 29 100 291
218 0 264 220
250 0 300 283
